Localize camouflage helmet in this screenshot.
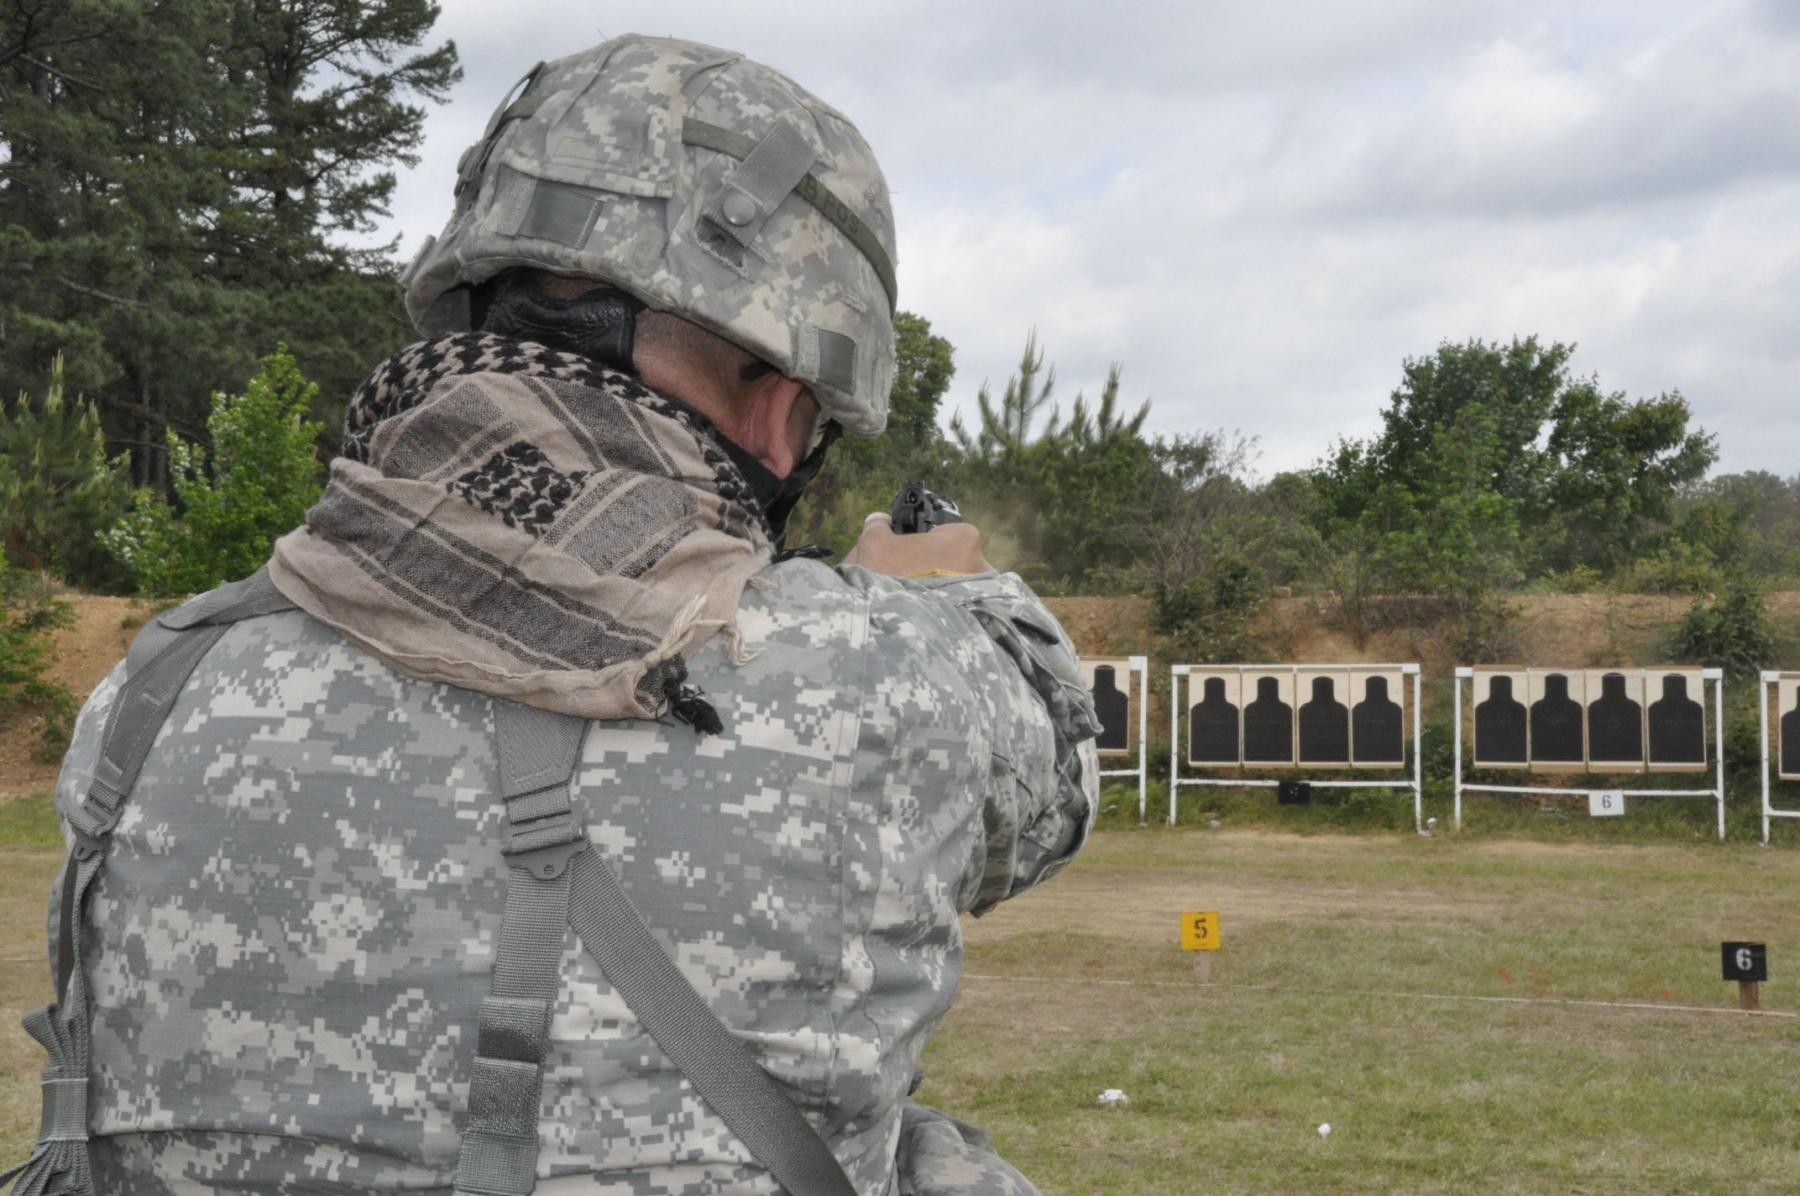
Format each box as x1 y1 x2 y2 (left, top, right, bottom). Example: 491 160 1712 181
403 35 898 437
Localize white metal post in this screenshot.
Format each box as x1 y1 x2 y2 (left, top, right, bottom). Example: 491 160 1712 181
1710 668 1725 841
1409 665 1423 833
1168 667 1183 826
1762 673 1773 846
1453 667 1470 831
1136 655 1149 823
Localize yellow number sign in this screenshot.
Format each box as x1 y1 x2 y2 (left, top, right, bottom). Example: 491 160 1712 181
1180 911 1220 951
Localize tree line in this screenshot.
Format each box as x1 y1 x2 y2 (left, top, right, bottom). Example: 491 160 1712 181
3 1 1793 693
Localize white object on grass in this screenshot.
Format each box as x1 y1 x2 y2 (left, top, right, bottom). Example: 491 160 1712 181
1318 1123 1331 1137
1098 1089 1129 1107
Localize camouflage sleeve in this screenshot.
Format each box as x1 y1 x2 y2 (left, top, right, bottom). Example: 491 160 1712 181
859 567 1101 916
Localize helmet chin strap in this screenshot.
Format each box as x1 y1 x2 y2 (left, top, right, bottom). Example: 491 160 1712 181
764 419 841 551
477 275 643 373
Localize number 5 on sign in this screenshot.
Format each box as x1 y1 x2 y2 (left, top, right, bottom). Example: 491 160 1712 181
1181 911 1221 951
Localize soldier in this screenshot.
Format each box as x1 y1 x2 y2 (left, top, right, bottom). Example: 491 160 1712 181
8 34 1099 1196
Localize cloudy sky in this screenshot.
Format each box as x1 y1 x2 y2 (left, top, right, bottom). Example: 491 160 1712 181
368 1 1800 478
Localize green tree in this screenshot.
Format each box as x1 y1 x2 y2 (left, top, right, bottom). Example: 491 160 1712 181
104 345 326 595
947 332 1154 590
0 354 131 588
0 0 456 490
788 311 957 553
1315 338 1715 582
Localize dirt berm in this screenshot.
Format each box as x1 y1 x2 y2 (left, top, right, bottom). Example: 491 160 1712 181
3 589 1794 798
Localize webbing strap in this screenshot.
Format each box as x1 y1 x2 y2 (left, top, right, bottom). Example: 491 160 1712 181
565 848 857 1196
8 569 296 1196
452 705 588 1196
706 115 819 248
683 117 898 314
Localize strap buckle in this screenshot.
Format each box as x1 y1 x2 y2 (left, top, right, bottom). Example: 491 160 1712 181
501 812 588 881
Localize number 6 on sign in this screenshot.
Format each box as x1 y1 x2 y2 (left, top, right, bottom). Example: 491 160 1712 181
1181 911 1220 951
1589 790 1625 817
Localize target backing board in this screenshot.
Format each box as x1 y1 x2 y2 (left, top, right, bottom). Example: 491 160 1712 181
1781 677 1800 782
1585 669 1646 773
1296 670 1352 769
1473 668 1529 768
1644 668 1707 772
1186 670 1242 768
1350 669 1407 769
1528 669 1587 771
1081 657 1135 756
1241 669 1297 766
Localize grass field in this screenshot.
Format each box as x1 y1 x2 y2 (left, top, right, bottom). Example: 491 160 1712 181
5 792 1799 1193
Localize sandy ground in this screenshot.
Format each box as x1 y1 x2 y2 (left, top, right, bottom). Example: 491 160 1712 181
0 596 142 798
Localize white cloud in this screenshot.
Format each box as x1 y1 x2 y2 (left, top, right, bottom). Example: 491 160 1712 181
370 0 1800 477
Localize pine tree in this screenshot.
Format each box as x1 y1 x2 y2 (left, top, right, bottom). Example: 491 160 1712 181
0 355 131 588
0 0 458 499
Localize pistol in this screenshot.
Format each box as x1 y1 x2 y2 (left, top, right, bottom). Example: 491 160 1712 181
889 482 963 536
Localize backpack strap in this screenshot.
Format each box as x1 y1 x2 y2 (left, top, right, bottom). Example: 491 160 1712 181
564 848 858 1196
452 703 589 1196
455 704 856 1196
4 569 296 1196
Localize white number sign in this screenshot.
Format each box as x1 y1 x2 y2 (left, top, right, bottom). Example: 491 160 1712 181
1588 790 1625 817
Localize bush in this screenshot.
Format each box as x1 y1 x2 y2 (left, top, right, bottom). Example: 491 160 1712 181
0 568 77 761
104 345 325 597
0 354 131 589
1152 552 1266 663
1669 576 1776 682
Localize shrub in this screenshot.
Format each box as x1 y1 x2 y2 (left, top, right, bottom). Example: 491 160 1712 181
1669 576 1776 682
1152 552 1266 663
104 346 325 597
0 355 131 590
0 567 77 761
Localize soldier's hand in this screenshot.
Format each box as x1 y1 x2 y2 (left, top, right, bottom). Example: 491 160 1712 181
843 513 992 578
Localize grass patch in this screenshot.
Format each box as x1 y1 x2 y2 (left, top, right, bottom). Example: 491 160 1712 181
926 828 1800 1193
3 817 1797 1189
0 792 59 852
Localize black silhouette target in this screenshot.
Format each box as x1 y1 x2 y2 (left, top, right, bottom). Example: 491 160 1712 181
1089 663 1131 755
1586 671 1644 770
1242 673 1294 765
1297 673 1350 766
1474 672 1528 767
1187 673 1241 767
1646 671 1706 771
1530 671 1585 768
1351 673 1405 767
1781 680 1800 782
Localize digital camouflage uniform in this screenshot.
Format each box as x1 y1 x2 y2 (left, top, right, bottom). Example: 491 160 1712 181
40 354 1097 1195
53 536 1096 1194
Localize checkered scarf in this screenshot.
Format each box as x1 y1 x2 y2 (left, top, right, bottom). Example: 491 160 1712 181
269 333 773 727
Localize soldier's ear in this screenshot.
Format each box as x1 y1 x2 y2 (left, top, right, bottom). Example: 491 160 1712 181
742 371 811 478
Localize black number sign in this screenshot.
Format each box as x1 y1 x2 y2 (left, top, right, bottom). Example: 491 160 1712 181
1721 942 1767 983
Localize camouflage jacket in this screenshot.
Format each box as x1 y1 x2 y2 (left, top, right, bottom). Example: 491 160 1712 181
51 557 1099 1194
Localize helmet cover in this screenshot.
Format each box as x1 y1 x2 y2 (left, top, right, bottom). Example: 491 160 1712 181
403 35 898 436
